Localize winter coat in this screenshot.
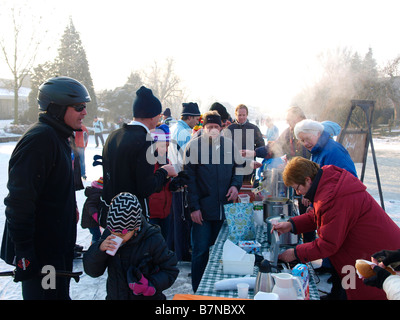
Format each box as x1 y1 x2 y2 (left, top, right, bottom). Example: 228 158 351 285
383 275 400 300
101 123 169 222
148 162 173 219
291 165 400 300
74 125 89 148
183 135 243 220
310 130 357 177
81 186 102 229
93 120 103 133
226 120 265 150
1 113 77 264
169 119 193 173
83 219 179 300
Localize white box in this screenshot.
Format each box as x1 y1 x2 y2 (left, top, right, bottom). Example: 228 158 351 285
223 254 255 275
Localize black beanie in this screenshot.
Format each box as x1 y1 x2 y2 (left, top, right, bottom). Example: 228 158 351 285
132 86 162 118
163 108 171 117
210 102 229 121
181 102 201 116
203 113 222 127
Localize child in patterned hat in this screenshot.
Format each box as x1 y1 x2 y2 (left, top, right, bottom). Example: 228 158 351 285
83 192 179 300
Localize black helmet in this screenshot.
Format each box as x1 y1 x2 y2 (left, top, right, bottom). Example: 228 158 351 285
38 76 91 111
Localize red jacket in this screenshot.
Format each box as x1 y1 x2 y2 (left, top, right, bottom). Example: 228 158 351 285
75 125 89 148
292 165 400 300
148 162 173 219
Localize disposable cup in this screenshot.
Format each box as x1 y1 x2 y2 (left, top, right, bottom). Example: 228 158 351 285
237 282 249 299
106 235 123 256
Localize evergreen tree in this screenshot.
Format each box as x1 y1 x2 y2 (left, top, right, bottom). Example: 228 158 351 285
55 17 98 119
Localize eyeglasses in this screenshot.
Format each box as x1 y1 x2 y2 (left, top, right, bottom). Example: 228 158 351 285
294 184 301 192
70 103 87 112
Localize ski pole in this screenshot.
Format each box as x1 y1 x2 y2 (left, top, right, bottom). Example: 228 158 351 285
0 270 83 283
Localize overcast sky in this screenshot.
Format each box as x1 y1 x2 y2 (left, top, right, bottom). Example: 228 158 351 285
1 0 400 117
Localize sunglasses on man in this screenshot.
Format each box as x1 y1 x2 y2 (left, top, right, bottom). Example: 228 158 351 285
70 103 87 112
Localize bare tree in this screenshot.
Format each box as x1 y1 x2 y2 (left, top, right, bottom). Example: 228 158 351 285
380 56 400 124
143 58 187 117
0 3 46 124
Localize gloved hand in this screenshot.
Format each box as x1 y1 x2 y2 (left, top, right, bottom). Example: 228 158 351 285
13 248 40 282
127 267 155 296
169 170 190 192
363 266 392 289
372 249 400 268
92 212 99 223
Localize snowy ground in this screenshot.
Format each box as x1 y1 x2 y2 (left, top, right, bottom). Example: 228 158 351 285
0 120 399 300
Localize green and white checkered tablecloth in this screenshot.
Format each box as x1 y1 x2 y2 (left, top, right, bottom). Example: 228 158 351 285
195 222 320 300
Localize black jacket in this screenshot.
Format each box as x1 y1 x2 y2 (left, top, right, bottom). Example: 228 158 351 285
184 135 243 220
81 186 102 229
226 120 265 150
101 123 168 221
1 113 76 265
83 219 179 300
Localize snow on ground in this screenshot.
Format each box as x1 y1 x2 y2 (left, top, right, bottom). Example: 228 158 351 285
0 121 399 300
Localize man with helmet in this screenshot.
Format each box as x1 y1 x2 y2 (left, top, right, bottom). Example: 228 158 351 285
0 76 90 300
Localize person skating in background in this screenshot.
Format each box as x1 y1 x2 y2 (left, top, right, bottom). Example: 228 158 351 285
74 124 89 180
93 116 104 148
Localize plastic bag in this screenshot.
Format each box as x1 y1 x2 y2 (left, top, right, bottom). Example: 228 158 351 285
224 203 256 244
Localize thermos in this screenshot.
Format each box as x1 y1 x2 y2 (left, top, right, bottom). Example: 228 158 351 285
254 259 274 294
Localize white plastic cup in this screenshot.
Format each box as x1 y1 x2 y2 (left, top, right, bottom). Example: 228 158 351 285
106 235 123 256
237 282 249 299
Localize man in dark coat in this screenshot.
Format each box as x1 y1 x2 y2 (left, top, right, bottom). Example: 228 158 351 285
226 104 265 183
101 86 176 225
0 76 91 299
184 111 243 292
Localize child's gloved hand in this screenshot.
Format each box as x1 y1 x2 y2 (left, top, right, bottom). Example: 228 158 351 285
127 267 155 296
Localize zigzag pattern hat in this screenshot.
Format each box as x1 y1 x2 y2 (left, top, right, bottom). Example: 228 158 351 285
107 192 142 234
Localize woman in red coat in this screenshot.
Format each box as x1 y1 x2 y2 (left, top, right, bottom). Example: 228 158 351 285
274 157 400 300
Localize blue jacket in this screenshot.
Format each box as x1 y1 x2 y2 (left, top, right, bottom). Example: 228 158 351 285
311 130 357 177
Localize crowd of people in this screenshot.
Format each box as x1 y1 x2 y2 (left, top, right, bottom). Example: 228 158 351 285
1 76 399 301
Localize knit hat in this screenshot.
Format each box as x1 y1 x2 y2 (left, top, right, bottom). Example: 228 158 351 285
151 124 170 142
91 177 103 189
181 102 201 116
163 108 171 117
107 192 142 235
203 112 222 127
210 102 229 121
132 86 162 118
321 121 341 138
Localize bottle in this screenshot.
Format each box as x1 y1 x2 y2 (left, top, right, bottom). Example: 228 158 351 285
254 259 274 295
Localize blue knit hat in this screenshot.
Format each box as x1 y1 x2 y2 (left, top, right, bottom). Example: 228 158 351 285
151 124 170 142
132 86 162 118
